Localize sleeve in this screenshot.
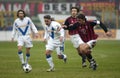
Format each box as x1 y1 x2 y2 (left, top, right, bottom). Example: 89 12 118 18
11 22 17 39
29 18 38 33
63 19 69 30
59 28 64 37
99 21 108 33
53 22 61 31
67 23 78 30
54 22 64 37
43 27 48 39
89 20 97 26
90 20 108 33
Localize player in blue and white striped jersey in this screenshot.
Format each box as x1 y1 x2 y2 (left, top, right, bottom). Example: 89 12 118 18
43 15 67 72
11 10 39 69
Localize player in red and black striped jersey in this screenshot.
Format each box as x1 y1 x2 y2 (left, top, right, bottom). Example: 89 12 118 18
63 7 88 68
67 14 111 70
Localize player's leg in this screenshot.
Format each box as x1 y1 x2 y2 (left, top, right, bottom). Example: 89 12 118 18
86 40 97 70
46 50 54 72
70 34 87 67
45 43 55 72
25 48 31 65
86 53 97 70
17 37 25 66
24 36 33 65
77 48 87 67
56 45 67 63
87 40 97 49
18 46 25 66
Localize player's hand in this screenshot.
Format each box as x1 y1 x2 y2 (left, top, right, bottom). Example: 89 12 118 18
69 24 73 26
62 25 67 28
106 31 112 37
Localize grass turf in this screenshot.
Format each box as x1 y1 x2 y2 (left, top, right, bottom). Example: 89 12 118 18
0 40 120 78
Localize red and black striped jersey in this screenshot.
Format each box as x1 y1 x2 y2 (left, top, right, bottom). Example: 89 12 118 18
64 16 78 35
67 20 108 42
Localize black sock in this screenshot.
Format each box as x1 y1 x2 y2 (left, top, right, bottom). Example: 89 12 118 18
79 53 86 63
86 54 93 61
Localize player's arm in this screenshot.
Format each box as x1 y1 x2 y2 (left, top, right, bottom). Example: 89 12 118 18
67 23 78 30
99 21 112 36
91 20 108 32
11 22 17 42
63 19 70 30
43 27 48 43
59 28 65 42
91 20 112 36
54 22 65 42
29 18 39 38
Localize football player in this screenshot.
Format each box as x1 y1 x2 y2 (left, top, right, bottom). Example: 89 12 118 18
43 15 67 72
63 7 88 67
11 9 39 69
65 13 111 70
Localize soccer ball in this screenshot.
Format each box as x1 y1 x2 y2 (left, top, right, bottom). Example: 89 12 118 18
23 64 32 73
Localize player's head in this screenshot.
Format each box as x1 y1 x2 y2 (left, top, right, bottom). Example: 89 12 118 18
77 14 86 24
17 9 26 19
44 15 52 26
70 7 79 17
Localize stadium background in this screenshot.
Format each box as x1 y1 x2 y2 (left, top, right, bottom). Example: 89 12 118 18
0 0 120 41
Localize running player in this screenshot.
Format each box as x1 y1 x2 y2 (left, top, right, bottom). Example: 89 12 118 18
43 15 67 72
63 7 87 67
65 13 111 70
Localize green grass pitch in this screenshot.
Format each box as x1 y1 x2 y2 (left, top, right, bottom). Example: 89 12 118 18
0 40 120 78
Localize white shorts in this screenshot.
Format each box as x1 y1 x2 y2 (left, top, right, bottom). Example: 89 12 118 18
17 35 33 48
70 34 84 48
87 40 97 49
46 38 64 55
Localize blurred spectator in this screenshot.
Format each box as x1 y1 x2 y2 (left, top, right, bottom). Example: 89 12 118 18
4 22 13 31
0 25 3 30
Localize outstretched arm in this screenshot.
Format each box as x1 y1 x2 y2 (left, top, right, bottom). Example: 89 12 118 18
91 20 112 37
99 21 112 37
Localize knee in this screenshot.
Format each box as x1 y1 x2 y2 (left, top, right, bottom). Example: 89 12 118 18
18 46 22 51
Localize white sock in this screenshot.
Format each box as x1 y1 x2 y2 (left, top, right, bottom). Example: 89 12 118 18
25 54 30 64
46 57 54 68
63 54 67 59
18 52 24 64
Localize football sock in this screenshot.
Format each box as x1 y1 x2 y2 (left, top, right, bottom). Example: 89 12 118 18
86 54 92 59
60 54 66 59
46 54 54 68
18 51 24 64
63 54 67 59
25 53 30 64
86 54 94 62
79 53 86 63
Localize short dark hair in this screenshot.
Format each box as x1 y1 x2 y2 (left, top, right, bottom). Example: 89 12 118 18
17 9 26 17
77 14 86 21
44 15 51 19
70 7 79 13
